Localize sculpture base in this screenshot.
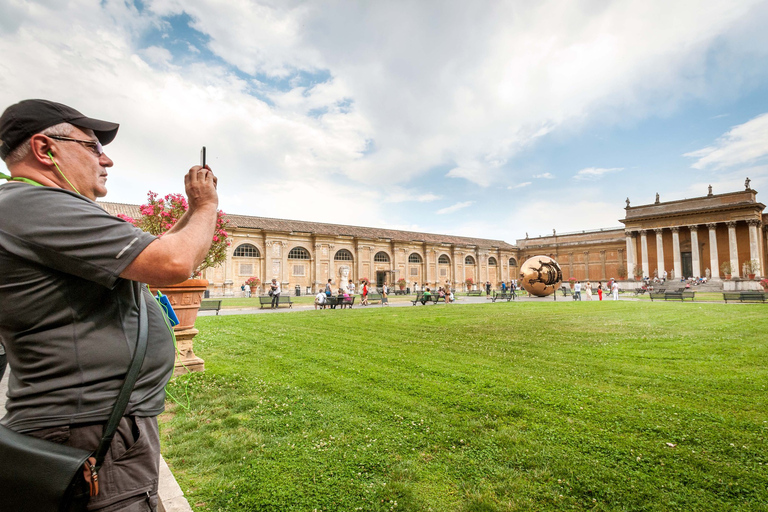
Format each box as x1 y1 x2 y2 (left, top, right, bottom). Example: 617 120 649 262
173 327 205 375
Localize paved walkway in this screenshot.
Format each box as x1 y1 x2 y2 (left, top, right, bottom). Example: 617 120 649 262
197 292 604 317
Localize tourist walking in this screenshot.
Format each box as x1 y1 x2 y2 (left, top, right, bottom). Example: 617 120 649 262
611 280 619 300
361 281 369 305
270 278 281 308
597 282 603 301
325 278 333 297
585 280 592 300
382 282 389 306
485 281 491 296
574 281 582 301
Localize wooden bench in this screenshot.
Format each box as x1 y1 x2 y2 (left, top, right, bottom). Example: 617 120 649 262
491 291 515 302
723 291 767 303
633 288 647 295
650 291 695 301
412 291 442 305
323 295 356 308
258 295 294 309
366 293 383 305
561 287 573 297
393 289 408 295
200 299 222 315
466 290 483 296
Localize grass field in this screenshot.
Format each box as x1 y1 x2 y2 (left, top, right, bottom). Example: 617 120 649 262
161 301 768 511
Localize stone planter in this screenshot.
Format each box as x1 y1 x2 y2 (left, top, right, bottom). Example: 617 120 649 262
150 278 207 375
250 286 259 296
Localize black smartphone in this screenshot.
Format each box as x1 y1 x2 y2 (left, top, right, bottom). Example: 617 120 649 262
200 146 206 167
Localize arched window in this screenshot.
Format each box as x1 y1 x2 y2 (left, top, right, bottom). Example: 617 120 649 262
465 255 475 265
334 249 353 261
438 254 450 264
374 251 390 262
408 253 422 263
234 244 260 258
488 257 497 266
288 247 310 259
509 257 518 267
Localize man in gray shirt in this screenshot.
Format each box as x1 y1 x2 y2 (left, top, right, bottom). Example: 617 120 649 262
0 99 219 511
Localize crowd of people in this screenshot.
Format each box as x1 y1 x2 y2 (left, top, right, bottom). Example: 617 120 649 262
569 279 620 300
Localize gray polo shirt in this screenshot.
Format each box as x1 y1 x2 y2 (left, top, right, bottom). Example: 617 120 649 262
0 183 175 432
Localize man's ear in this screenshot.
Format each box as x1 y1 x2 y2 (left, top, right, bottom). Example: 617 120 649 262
29 134 56 168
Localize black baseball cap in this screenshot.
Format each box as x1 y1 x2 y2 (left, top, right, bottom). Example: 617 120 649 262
0 99 119 160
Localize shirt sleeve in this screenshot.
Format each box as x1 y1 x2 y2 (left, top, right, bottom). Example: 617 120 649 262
0 185 156 289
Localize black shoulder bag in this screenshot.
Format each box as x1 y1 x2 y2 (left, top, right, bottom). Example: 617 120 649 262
0 291 149 512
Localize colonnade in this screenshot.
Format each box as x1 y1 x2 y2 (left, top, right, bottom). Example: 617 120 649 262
624 220 763 279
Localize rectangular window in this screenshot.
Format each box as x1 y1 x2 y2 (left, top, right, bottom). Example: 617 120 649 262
293 264 305 276
410 267 418 276
239 264 253 275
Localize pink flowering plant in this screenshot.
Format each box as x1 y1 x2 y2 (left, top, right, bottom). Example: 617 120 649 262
117 191 231 278
245 277 260 287
760 278 768 291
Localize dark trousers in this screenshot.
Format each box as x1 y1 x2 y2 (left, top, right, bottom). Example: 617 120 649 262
28 416 160 511
271 293 280 308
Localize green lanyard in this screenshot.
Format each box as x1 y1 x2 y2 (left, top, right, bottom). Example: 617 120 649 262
0 172 43 187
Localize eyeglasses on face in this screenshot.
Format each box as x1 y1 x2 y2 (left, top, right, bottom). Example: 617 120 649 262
48 135 104 156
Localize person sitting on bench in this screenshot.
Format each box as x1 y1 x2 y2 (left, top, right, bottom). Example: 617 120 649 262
421 287 432 305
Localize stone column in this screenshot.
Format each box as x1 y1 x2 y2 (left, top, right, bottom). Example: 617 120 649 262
688 226 701 278
707 223 720 279
655 228 665 278
748 220 761 277
600 250 607 280
583 251 590 280
625 232 635 278
671 227 682 279
727 222 739 278
328 244 335 286
640 230 649 278
280 241 288 287
568 252 574 277
314 243 322 292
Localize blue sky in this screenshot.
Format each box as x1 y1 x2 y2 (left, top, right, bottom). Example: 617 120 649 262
2 0 768 244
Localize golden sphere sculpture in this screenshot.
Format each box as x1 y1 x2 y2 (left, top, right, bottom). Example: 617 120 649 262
519 255 563 297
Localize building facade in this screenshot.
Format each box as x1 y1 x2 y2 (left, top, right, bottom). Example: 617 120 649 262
101 182 767 295
102 203 519 295
513 183 767 283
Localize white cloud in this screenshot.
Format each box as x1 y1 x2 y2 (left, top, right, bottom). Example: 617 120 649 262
436 201 474 215
684 112 768 170
509 182 532 189
533 173 554 179
1 0 767 242
573 167 623 180
140 45 175 67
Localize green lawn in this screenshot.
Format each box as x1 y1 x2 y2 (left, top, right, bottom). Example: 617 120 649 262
161 302 768 511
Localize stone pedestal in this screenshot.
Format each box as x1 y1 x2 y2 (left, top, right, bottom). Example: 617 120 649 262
150 279 207 376
173 327 205 376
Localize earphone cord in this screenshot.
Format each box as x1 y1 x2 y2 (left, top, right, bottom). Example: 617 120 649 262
151 286 192 411
47 152 81 195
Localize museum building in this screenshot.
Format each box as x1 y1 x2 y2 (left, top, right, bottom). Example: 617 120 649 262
101 182 767 295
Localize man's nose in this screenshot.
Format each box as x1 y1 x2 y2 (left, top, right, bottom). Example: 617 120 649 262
100 152 114 167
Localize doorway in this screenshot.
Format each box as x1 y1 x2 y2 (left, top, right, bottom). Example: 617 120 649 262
376 271 387 290
681 252 692 278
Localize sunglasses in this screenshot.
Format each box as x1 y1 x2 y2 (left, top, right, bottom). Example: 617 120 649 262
48 135 104 156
